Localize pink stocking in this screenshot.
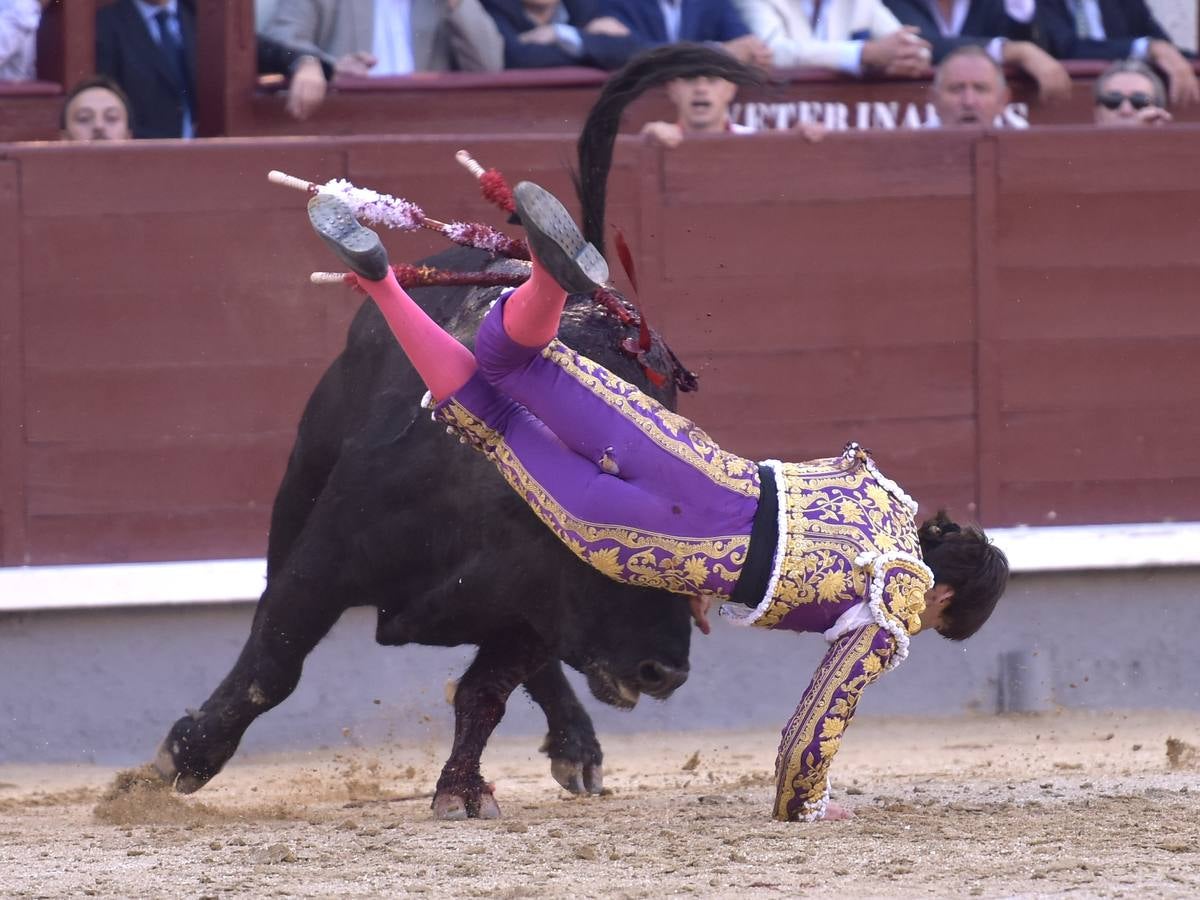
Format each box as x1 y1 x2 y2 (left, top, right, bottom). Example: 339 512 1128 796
355 270 477 401
501 254 568 349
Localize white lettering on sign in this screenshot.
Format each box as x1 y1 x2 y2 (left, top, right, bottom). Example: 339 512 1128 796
731 101 1030 131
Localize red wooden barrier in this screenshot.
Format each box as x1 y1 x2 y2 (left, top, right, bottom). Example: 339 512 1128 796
1 128 1198 566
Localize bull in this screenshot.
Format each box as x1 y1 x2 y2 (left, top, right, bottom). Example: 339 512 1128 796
148 46 758 819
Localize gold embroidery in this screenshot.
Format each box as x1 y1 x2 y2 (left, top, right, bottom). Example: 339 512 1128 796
438 399 749 596
774 625 892 820
541 340 760 498
879 558 931 636
752 456 923 630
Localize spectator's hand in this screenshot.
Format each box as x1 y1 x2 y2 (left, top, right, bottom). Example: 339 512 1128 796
823 801 855 820
1006 41 1071 104
641 120 685 148
861 27 931 77
1137 105 1173 126
518 25 559 45
722 34 773 69
796 122 828 142
584 16 631 37
285 56 327 121
335 51 377 77
1149 40 1200 107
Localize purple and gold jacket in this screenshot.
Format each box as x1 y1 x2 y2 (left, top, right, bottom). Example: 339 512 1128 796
722 444 934 822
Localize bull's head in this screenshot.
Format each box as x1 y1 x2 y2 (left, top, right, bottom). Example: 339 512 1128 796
554 564 693 710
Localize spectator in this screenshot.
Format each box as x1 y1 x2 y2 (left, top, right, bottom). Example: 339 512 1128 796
602 0 774 67
641 70 827 145
256 35 336 120
884 0 1071 101
262 0 504 76
59 75 133 141
929 43 1008 125
0 0 48 82
1093 57 1171 125
96 0 196 139
1036 0 1199 106
483 0 640 70
733 0 932 76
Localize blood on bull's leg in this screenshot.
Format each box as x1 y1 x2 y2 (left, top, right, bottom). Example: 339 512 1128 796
523 660 604 795
434 627 553 819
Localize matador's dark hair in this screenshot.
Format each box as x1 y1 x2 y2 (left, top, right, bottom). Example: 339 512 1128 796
918 510 1009 641
575 44 762 256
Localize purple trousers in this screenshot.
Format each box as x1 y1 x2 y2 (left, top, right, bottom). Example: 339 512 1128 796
435 297 760 598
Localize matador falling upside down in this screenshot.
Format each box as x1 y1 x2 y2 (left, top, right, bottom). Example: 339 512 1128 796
305 179 1010 822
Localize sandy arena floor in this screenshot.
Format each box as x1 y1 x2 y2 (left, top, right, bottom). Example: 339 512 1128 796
1 710 1198 898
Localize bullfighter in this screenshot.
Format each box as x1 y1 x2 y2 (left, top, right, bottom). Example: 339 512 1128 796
306 182 1010 822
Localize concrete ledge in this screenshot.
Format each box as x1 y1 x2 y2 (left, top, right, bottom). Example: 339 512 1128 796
2 521 1199 614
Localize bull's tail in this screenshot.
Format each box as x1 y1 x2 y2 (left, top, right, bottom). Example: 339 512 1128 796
575 44 762 256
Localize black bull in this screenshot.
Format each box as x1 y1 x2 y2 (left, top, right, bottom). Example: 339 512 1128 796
152 247 695 819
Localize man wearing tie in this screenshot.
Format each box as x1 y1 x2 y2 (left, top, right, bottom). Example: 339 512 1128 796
96 0 196 139
1035 0 1199 106
601 0 774 67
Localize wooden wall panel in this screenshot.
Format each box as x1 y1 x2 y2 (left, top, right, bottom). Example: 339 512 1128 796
987 130 1200 526
27 435 292 516
2 129 1200 566
25 509 273 565
0 161 25 565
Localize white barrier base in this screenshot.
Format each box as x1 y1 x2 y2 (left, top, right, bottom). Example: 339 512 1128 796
2 522 1199 614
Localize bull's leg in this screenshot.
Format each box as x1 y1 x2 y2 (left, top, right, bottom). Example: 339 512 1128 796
153 578 345 793
433 629 551 820
523 660 604 796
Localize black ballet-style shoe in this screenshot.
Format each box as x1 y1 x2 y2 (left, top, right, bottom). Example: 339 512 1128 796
307 193 391 282
513 181 609 294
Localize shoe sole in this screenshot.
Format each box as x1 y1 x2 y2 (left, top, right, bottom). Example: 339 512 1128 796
307 194 391 282
513 182 608 294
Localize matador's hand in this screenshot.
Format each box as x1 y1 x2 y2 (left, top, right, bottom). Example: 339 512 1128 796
689 594 714 635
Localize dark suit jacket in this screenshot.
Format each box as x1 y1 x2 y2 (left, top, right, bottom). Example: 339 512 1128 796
1035 0 1170 60
602 0 750 49
882 0 1032 62
256 35 335 79
96 0 196 139
483 0 641 69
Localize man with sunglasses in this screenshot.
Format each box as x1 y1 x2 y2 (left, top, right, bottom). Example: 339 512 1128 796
1094 58 1171 127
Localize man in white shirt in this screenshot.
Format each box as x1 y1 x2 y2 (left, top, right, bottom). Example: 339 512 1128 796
263 0 504 78
0 0 47 82
734 0 933 77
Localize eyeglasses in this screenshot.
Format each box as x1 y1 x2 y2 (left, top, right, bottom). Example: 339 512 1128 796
1096 90 1154 111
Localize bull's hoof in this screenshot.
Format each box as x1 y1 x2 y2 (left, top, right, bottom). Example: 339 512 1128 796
152 739 211 795
551 758 605 795
431 788 501 820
